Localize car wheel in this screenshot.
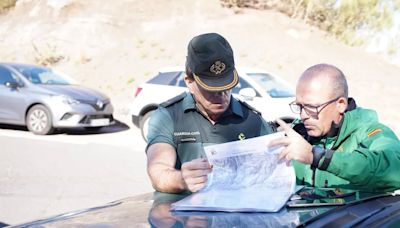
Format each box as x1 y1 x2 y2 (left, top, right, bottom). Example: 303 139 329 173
139 110 154 142
84 127 103 131
26 105 55 135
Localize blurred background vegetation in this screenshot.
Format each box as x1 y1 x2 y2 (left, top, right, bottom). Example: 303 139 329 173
0 0 16 13
221 0 400 45
1 0 399 61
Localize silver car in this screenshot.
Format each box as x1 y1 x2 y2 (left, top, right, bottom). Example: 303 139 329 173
0 63 114 135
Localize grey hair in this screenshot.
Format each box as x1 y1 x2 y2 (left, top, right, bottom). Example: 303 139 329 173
301 63 348 98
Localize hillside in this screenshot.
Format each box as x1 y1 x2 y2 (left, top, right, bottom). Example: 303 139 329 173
1 0 399 134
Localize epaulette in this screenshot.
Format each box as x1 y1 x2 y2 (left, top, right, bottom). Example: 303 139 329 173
160 92 187 108
237 99 261 115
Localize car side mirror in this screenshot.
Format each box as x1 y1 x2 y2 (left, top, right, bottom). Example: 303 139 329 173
5 81 20 89
238 88 256 101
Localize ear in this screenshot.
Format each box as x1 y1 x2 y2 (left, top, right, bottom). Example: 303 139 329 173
336 97 348 114
184 75 195 93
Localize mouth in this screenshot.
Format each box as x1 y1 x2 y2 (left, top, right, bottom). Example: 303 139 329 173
210 100 224 105
304 124 314 131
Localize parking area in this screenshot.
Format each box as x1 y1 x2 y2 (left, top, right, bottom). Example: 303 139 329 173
0 114 153 225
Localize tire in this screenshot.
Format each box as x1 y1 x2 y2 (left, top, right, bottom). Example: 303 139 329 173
84 127 103 131
139 110 154 142
26 104 55 135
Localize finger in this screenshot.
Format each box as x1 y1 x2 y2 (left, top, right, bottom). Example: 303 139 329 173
182 159 211 171
279 148 289 160
275 118 291 131
185 168 212 179
185 175 208 186
275 119 296 136
268 137 290 148
189 182 207 193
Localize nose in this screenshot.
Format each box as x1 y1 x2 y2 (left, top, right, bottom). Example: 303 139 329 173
210 90 226 97
299 107 310 120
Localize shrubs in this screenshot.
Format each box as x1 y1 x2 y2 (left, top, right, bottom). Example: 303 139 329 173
220 0 399 46
0 0 16 12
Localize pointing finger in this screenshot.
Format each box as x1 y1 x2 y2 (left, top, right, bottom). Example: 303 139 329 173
275 118 291 130
275 119 297 136
268 137 290 148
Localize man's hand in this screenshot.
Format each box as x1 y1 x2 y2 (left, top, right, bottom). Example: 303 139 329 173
181 158 212 192
269 119 313 164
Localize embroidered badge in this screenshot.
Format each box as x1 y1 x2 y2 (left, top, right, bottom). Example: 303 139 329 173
367 128 382 137
210 61 226 75
238 133 246 140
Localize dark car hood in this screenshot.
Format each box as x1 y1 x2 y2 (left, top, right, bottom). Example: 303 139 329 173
37 84 109 102
11 191 400 228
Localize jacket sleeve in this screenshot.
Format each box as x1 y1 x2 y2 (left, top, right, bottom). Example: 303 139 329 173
325 125 400 191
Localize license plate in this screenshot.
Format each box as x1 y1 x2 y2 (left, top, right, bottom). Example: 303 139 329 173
90 118 110 126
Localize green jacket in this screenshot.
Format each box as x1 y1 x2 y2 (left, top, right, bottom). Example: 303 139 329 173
294 105 400 192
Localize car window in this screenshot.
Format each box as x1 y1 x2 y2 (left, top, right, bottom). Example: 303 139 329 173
14 66 70 85
148 71 182 86
0 66 19 85
177 72 187 87
246 73 294 98
232 77 261 96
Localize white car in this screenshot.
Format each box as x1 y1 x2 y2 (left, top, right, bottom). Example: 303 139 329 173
130 67 297 140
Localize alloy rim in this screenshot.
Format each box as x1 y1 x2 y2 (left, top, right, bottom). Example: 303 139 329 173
29 109 48 132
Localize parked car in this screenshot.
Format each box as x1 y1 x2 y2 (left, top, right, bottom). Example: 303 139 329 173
0 63 115 135
131 66 297 140
9 188 400 227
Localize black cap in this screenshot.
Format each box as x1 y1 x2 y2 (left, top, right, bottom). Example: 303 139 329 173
186 33 238 91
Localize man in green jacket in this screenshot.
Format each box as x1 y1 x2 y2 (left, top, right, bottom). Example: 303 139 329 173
270 63 400 192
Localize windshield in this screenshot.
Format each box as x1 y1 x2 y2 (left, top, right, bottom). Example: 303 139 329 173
14 66 72 85
247 73 294 98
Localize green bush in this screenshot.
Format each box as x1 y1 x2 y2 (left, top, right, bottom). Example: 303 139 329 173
220 0 399 46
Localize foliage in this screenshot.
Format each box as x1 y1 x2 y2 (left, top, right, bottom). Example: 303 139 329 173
220 0 399 46
32 42 65 66
0 0 16 12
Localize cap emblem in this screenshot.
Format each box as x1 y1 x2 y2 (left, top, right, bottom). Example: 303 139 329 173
210 61 226 75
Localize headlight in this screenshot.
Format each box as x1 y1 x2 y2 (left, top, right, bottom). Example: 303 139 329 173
52 95 80 105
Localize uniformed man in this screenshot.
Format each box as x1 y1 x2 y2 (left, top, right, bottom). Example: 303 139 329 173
146 33 275 193
270 63 400 192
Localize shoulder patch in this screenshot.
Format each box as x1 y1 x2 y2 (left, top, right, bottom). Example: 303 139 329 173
160 92 187 108
367 128 382 137
237 99 261 115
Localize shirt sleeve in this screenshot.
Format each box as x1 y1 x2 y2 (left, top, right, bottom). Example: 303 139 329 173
145 106 175 152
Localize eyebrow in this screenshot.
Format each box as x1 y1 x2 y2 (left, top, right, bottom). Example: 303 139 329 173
296 101 320 108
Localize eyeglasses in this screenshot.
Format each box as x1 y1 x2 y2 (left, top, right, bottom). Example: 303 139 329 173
289 97 340 118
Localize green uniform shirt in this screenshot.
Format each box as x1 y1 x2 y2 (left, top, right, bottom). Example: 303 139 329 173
294 106 400 192
146 92 274 169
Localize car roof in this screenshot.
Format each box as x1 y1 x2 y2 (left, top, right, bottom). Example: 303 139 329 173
0 62 49 70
